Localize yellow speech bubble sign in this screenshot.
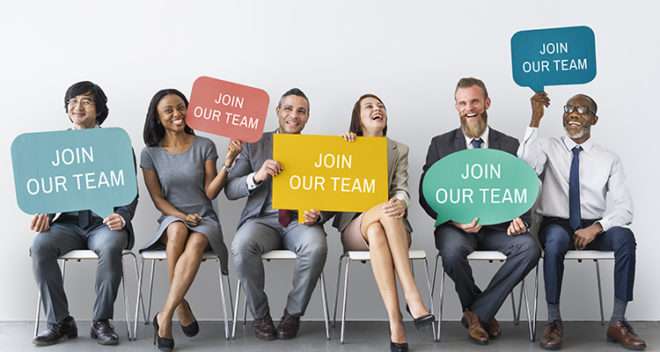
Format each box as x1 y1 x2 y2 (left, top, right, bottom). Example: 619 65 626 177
273 134 388 222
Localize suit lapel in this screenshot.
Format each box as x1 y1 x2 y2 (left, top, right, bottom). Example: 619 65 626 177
453 129 467 152
488 128 501 150
387 138 396 181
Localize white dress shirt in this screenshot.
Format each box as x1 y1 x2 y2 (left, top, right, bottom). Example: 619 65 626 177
517 127 633 231
464 126 490 149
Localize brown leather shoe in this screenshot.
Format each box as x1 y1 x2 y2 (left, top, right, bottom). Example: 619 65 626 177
607 320 647 350
540 320 563 350
462 310 489 345
486 318 501 339
277 309 301 340
253 312 277 341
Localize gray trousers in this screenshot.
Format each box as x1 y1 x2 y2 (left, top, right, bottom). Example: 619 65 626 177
434 224 541 323
31 222 128 327
231 215 328 319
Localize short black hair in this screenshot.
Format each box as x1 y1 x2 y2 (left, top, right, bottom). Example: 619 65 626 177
64 81 109 125
278 88 309 109
143 89 194 147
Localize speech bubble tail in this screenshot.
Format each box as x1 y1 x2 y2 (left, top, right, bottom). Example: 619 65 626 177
92 207 114 219
435 216 450 227
530 85 545 93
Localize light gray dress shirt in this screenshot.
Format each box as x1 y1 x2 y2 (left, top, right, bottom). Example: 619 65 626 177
517 127 633 231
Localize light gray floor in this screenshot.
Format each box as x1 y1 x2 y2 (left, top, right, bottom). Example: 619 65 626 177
1 320 658 351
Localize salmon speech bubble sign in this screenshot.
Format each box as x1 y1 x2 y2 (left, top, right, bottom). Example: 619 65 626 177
186 76 269 142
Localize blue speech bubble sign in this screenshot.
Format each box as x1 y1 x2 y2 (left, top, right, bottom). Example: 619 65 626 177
511 26 596 92
11 128 137 217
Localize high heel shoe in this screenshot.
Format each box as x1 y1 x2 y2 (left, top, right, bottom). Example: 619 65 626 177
152 314 174 352
179 300 199 337
390 341 409 352
405 305 435 330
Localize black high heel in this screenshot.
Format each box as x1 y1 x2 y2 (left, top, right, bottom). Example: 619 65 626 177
405 305 435 330
390 341 409 352
152 314 174 352
180 300 199 337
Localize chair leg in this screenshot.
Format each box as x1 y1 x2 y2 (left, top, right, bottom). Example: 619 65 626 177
340 259 351 344
145 260 156 323
319 272 330 340
121 270 131 340
133 256 145 339
217 262 230 340
242 287 248 325
532 264 539 341
516 280 525 324
332 254 345 328
231 280 241 339
436 270 446 342
34 290 42 337
422 258 437 341
226 275 234 322
131 253 147 323
595 260 605 326
510 286 518 325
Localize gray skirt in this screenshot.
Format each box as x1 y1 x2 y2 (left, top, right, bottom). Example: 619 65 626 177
139 205 229 274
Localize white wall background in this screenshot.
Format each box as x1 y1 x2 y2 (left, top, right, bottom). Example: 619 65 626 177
1 0 658 322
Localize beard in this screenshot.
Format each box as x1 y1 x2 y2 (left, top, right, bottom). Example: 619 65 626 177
565 124 590 140
461 111 488 138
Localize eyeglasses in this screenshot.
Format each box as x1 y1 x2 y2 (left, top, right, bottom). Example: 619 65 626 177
563 104 593 115
68 97 95 108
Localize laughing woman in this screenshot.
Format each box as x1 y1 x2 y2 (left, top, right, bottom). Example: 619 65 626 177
333 94 435 352
140 89 241 351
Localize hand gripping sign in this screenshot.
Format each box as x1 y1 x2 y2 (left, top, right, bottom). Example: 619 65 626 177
511 26 596 92
422 149 539 226
11 128 137 217
272 135 389 223
186 76 269 143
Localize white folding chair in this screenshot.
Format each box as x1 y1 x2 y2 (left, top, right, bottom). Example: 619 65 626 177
33 249 139 341
333 250 436 343
432 251 538 342
134 250 232 340
231 250 330 340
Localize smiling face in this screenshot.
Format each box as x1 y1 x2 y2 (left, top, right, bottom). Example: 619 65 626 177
156 94 188 133
276 94 309 134
563 94 598 143
359 96 387 136
455 85 490 138
67 93 97 129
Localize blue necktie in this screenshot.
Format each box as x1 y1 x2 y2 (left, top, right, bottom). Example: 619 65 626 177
470 138 484 149
569 146 583 230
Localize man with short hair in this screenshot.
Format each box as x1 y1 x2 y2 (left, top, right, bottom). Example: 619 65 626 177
30 81 138 346
520 92 646 351
225 88 330 340
420 77 541 345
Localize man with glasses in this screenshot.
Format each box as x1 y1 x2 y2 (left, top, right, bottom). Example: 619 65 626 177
30 81 138 346
519 93 646 350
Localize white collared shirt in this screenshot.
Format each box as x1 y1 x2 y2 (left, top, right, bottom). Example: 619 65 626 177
464 126 490 149
517 127 633 231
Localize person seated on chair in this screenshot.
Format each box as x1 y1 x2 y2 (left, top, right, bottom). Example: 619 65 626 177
225 88 331 341
30 81 138 346
419 77 541 345
333 94 435 352
140 89 241 352
520 92 646 351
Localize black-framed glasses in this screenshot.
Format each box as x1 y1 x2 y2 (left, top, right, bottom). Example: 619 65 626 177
563 104 593 115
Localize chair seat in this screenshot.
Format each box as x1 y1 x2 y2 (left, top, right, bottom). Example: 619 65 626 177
140 250 219 261
347 250 427 261
564 250 614 260
261 250 297 260
466 251 507 261
59 249 133 260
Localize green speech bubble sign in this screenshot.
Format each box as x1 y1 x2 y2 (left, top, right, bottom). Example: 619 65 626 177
10 128 137 217
422 149 539 226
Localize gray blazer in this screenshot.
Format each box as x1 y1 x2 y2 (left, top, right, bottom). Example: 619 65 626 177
332 138 413 234
225 131 333 229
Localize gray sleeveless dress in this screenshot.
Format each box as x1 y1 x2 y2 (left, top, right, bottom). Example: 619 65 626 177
139 136 228 274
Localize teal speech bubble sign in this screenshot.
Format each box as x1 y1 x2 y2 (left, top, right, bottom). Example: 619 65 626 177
422 149 540 226
11 128 137 217
511 26 596 92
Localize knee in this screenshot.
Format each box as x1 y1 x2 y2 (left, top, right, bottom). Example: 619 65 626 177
186 234 208 255
515 235 541 262
609 227 636 254
299 236 327 263
366 223 386 246
231 235 259 259
31 235 56 261
95 233 126 259
542 225 571 256
166 222 189 247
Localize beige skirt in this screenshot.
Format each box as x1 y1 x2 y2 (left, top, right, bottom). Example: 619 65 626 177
341 213 411 251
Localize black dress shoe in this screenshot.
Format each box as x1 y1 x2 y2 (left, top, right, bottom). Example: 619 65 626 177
390 341 409 352
277 309 301 340
90 319 119 345
406 305 435 329
153 314 174 352
33 315 78 346
253 312 277 341
180 300 199 337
